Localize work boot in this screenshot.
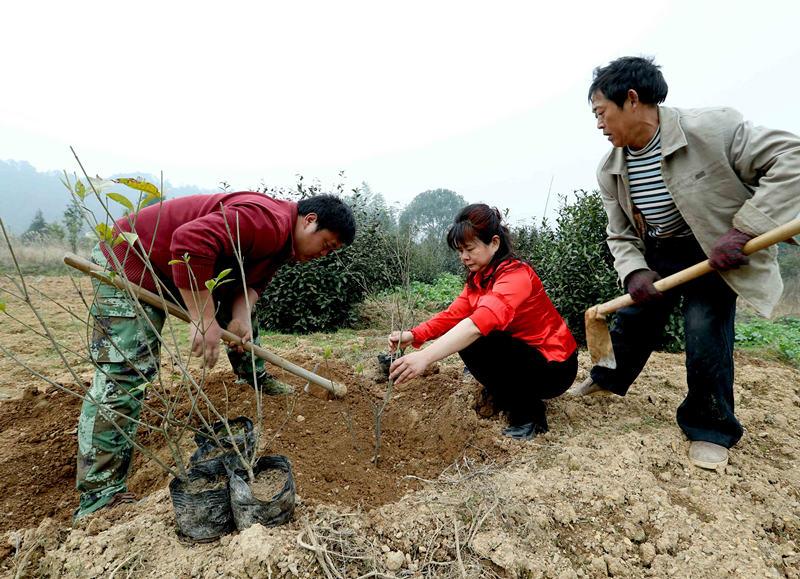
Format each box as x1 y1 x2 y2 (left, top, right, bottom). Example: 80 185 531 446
688 441 728 470
73 490 137 522
238 371 294 395
567 375 607 396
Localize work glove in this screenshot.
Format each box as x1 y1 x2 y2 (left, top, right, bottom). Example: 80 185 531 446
709 228 753 271
625 269 663 304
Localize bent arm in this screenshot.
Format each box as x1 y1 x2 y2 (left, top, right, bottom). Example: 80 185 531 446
232 288 259 322
389 318 481 384
180 287 216 328
417 318 482 365
598 169 649 284
729 121 800 240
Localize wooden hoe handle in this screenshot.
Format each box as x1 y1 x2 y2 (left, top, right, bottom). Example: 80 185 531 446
596 218 800 317
63 252 346 398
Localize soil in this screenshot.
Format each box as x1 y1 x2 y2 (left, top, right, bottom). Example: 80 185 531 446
0 347 504 535
249 468 288 502
183 476 227 494
4 349 799 578
0 388 82 528
2 276 799 577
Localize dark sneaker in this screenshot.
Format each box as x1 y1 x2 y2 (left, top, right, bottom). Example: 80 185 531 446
262 375 294 395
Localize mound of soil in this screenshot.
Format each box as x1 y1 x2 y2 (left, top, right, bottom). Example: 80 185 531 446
0 354 507 535
0 387 81 531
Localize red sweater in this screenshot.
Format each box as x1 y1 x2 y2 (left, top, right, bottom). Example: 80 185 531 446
411 260 577 362
102 192 297 300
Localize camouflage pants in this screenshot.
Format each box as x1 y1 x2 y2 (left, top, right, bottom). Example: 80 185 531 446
75 246 264 519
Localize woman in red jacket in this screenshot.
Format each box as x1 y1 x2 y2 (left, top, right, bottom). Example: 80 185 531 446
389 204 577 439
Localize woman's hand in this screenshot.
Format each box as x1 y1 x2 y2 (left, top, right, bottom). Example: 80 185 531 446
389 351 430 385
388 330 414 353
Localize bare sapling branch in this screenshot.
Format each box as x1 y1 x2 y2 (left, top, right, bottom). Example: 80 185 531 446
371 226 415 465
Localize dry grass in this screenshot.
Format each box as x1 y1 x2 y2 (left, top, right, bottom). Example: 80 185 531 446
297 454 506 578
0 238 88 275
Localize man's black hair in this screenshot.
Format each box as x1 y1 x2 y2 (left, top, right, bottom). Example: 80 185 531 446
297 194 356 245
588 56 668 108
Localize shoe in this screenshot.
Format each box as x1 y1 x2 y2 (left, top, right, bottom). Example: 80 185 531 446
238 371 295 395
688 441 728 470
567 376 606 396
501 421 547 440
261 374 294 395
106 491 138 509
73 490 137 522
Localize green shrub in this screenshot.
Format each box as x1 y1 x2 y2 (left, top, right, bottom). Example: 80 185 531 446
515 191 617 345
379 272 464 311
405 239 461 284
734 317 800 366
409 273 463 308
256 185 399 334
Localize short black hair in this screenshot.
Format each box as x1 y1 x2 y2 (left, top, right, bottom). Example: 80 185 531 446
297 194 356 245
588 56 668 108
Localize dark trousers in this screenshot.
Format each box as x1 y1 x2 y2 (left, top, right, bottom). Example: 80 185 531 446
460 331 578 426
591 235 743 448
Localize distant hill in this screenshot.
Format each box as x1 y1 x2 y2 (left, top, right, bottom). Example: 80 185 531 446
0 159 214 234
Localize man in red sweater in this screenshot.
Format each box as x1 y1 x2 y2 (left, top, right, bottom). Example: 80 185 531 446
76 192 355 520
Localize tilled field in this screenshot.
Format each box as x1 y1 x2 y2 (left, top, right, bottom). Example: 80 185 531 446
1 276 799 577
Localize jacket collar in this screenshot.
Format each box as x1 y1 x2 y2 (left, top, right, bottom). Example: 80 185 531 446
600 106 688 175
658 106 688 156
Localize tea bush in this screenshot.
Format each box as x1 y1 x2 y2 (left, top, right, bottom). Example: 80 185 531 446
379 272 464 311
256 187 400 333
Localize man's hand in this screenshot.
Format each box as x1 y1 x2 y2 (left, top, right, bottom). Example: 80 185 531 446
709 228 753 271
190 318 223 368
388 330 414 353
389 351 430 385
625 269 663 304
227 318 253 354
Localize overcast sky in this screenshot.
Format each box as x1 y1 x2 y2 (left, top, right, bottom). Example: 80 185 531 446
2 0 799 224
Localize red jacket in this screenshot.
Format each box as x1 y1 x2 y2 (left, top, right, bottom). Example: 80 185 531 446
102 192 297 300
411 260 577 362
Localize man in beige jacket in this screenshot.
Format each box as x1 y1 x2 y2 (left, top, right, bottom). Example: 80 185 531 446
571 56 800 469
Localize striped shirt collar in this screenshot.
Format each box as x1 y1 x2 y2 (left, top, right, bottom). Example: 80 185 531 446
625 126 661 157
600 106 689 175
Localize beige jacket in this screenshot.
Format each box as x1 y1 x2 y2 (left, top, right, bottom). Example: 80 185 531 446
597 105 800 317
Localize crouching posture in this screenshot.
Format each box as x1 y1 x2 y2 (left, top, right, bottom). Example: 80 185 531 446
75 192 355 520
389 204 577 439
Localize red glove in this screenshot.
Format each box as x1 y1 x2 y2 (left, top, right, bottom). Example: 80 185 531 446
625 269 663 304
709 228 752 271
